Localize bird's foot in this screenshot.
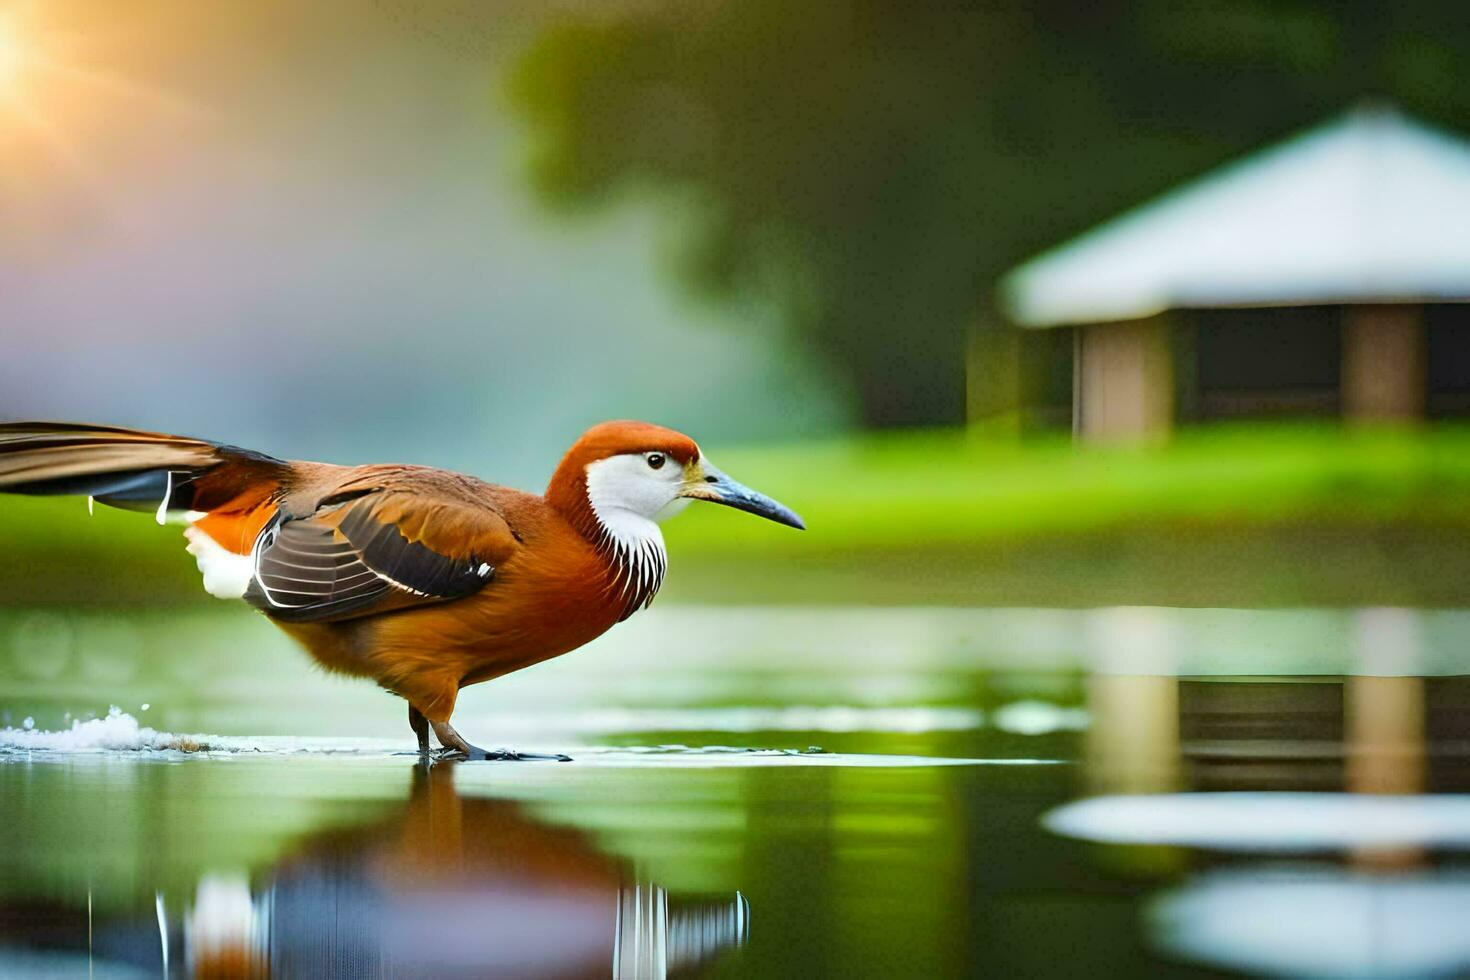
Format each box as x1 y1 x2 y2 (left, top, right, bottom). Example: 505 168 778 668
427 718 570 761
432 745 571 763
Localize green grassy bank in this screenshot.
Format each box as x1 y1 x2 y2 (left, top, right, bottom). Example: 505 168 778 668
669 423 1470 606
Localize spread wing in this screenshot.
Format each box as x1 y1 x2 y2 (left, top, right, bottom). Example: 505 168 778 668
243 486 517 624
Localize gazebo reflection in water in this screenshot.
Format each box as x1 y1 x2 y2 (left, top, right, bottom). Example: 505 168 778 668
1063 606 1470 977
1083 606 1468 799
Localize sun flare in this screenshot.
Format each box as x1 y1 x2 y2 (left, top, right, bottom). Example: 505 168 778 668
0 3 204 193
0 14 30 92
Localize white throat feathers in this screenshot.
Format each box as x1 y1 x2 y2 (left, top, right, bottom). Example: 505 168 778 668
583 453 693 615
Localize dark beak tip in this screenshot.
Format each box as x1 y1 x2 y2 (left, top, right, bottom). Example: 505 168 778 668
703 471 806 531
762 501 805 530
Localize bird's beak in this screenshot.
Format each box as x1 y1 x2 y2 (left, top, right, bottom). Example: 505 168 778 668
681 461 805 530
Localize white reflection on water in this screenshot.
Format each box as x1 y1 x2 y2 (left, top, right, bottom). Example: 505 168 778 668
171 874 748 979
992 699 1090 735
1043 793 1470 851
612 883 750 979
1150 869 1470 978
186 874 263 977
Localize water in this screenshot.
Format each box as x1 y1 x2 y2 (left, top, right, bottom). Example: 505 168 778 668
1 605 1468 978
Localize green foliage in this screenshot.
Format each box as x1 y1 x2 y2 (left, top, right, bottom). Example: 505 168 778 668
507 1 1470 425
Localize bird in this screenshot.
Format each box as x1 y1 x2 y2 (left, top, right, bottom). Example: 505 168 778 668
0 420 803 760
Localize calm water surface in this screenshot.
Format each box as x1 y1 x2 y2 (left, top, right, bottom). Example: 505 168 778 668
1 605 1468 978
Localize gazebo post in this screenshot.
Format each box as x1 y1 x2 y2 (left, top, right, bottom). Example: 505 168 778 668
1074 317 1174 442
1341 304 1426 422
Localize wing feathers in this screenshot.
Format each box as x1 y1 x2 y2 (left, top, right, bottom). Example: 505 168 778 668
0 421 290 519
244 491 514 623
250 516 393 620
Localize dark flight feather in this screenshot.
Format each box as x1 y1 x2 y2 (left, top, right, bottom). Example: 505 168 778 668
244 496 497 624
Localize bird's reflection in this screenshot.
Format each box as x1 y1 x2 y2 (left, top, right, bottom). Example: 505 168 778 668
154 764 746 978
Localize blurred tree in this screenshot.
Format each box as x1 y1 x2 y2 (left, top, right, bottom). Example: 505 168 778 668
509 1 1470 427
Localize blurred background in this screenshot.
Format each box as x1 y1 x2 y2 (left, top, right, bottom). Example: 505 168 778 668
3 3 1470 977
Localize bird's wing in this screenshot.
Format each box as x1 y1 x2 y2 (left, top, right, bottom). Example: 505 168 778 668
244 482 518 624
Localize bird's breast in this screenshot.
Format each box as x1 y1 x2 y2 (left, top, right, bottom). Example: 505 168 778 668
365 527 631 684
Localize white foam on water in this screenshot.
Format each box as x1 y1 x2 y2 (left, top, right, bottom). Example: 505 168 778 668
1044 792 1470 851
1 706 175 752
0 707 401 756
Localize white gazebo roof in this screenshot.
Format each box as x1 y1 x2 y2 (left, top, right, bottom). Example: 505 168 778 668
1001 106 1470 327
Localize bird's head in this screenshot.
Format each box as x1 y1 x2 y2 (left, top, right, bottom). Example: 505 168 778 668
547 420 805 538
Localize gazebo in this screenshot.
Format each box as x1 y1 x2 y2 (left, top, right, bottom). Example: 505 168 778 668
996 107 1470 440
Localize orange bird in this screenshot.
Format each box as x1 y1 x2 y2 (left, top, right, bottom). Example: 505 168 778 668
0 420 803 759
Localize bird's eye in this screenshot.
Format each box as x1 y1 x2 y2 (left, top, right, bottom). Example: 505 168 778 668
646 452 666 470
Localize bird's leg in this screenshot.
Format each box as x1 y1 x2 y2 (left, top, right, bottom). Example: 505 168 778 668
408 704 431 756
429 719 571 762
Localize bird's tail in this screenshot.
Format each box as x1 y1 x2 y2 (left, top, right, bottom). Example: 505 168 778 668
0 421 291 541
